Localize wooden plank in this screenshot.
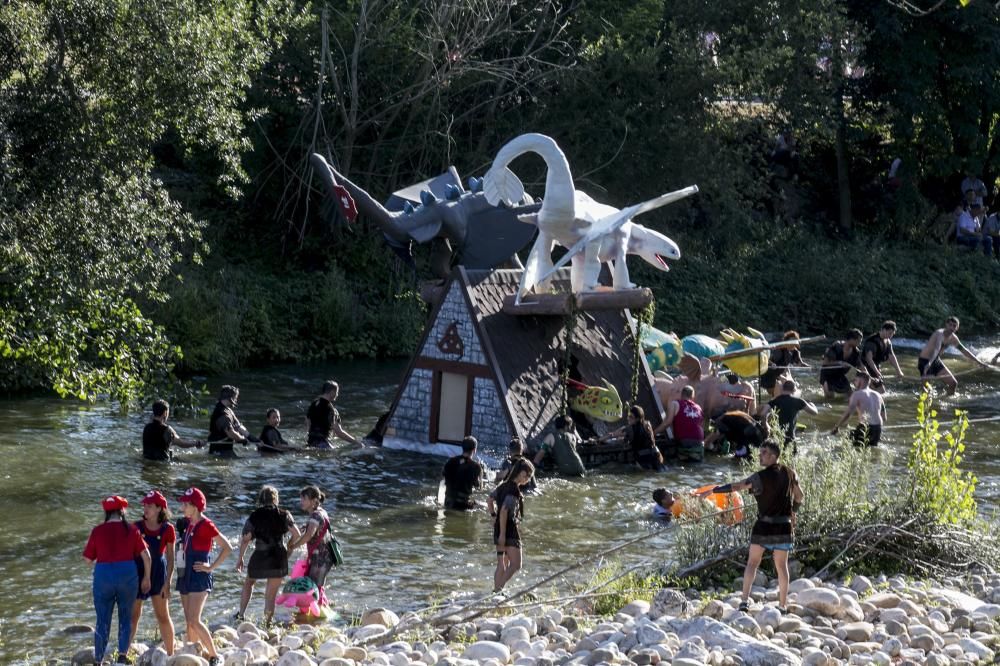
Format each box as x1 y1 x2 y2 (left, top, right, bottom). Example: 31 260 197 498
502 293 574 315
575 288 653 311
501 288 653 315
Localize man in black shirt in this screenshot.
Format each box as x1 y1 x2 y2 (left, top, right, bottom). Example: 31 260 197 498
208 385 255 455
442 436 484 510
861 321 903 392
306 380 361 448
142 399 203 461
758 380 818 451
819 329 863 398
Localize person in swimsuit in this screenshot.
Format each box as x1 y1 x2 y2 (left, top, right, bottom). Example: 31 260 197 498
83 495 151 664
128 491 177 655
699 440 803 613
489 458 535 594
235 485 300 625
287 485 337 603
258 408 294 454
830 372 887 446
919 316 990 395
176 487 232 666
142 400 203 461
820 329 863 398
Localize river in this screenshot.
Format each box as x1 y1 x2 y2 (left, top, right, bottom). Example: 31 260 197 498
2 340 1000 663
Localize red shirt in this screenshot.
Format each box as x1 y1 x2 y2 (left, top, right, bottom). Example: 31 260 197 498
140 522 177 556
183 517 221 552
672 398 705 441
83 522 148 563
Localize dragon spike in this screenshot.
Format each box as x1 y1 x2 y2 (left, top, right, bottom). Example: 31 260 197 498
467 176 482 192
445 184 462 200
747 326 767 342
403 201 415 215
602 378 621 402
420 190 437 206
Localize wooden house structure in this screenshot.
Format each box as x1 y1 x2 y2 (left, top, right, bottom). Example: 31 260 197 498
378 267 664 462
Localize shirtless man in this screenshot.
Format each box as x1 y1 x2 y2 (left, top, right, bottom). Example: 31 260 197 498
718 373 756 416
830 372 886 447
918 316 989 395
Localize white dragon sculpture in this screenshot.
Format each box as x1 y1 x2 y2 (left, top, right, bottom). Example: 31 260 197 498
483 133 698 302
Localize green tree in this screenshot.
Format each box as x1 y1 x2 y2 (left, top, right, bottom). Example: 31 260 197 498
0 0 294 402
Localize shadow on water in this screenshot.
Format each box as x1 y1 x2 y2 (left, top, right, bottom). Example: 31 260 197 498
1 349 1000 662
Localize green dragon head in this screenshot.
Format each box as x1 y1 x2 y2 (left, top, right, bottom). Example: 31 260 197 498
570 379 624 423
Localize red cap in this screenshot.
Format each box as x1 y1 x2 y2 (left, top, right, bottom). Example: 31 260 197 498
177 487 206 511
141 490 167 509
101 495 129 512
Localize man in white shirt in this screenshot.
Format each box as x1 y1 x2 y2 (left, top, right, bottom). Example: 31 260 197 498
955 202 991 255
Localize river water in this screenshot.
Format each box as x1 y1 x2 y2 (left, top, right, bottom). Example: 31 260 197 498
2 340 1000 663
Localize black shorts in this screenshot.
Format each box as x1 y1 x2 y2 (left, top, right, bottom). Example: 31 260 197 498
918 357 945 377
851 424 882 447
820 370 851 394
247 545 289 580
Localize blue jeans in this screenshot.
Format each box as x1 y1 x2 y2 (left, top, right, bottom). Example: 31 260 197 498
93 561 138 661
956 235 993 256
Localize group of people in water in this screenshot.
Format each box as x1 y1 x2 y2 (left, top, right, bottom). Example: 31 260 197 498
83 485 335 664
141 381 362 462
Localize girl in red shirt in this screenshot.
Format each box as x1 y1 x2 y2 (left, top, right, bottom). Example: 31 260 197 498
128 491 177 655
176 487 231 666
82 496 151 664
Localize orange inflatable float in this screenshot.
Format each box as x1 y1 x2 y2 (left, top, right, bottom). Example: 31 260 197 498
670 484 745 525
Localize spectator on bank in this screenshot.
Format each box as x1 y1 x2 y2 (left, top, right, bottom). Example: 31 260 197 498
961 170 987 202
887 157 902 191
955 201 993 256
984 204 1000 259
770 130 798 178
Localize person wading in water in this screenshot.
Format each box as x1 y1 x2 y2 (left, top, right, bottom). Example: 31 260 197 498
488 458 536 594
207 386 255 456
306 380 362 448
142 400 203 461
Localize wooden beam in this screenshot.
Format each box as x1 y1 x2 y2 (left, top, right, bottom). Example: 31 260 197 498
501 288 654 315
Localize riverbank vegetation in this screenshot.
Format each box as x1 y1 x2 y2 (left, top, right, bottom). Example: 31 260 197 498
4 1 1000 400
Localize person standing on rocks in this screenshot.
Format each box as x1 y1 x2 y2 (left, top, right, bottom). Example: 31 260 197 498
441 436 485 510
286 485 338 604
489 458 535 594
176 487 232 666
128 491 177 656
306 380 362 448
699 440 802 612
235 485 300 625
83 495 151 664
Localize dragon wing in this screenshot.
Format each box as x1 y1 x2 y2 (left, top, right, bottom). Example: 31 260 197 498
534 185 699 287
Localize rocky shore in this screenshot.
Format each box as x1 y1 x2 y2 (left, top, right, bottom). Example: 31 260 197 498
69 573 1000 666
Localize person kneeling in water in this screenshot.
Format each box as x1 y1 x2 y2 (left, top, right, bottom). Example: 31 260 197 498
488 459 536 594
534 416 586 477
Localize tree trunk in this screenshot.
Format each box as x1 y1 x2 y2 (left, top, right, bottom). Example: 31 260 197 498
832 42 853 233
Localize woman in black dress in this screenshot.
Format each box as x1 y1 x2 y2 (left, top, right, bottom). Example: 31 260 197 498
235 486 301 624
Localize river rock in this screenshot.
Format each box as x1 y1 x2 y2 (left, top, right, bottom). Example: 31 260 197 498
63 624 95 635
866 593 901 609
167 656 208 666
701 599 726 620
343 646 368 661
837 621 874 642
355 623 390 642
788 579 816 594
237 621 261 636
796 588 841 617
502 626 531 647
649 589 688 619
665 616 801 665
729 615 761 637
924 654 951 666
850 576 874 596
321 660 356 666
882 638 902 657
462 641 511 662
619 600 650 618
755 606 781 630
958 637 994 661
364 608 401 627
777 615 803 633
318 641 346 659
71 647 97 665
670 659 703 666
973 603 1000 619
636 623 669 646
139 647 169 666
674 638 709 663
507 616 538 636
245 638 278 662
282 635 305 650
275 651 318 666
223 648 251 666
